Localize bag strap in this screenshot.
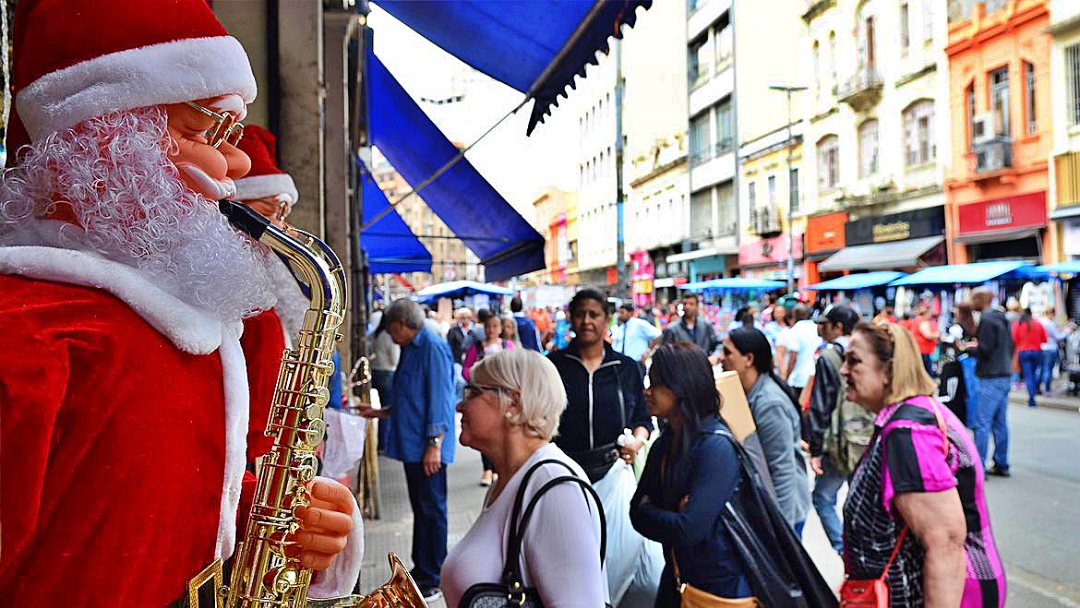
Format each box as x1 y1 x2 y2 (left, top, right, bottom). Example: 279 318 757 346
878 397 951 581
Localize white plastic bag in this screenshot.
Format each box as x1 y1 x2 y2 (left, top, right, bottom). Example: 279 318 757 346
322 408 367 479
594 461 663 608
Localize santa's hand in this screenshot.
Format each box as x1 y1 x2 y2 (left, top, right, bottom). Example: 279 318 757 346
293 480 355 571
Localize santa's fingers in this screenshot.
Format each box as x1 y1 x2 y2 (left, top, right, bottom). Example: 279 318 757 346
298 549 339 571
308 479 356 514
294 505 354 534
293 528 349 555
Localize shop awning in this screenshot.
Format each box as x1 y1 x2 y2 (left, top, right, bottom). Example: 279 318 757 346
682 278 786 292
369 51 545 282
890 261 1034 286
953 228 1042 244
374 0 652 134
1039 261 1080 275
803 271 907 291
359 172 432 274
818 236 944 272
667 248 719 263
415 280 514 303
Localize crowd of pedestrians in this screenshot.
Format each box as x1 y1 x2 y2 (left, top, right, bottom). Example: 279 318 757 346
362 286 1021 607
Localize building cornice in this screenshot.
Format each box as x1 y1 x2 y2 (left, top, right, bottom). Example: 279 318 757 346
895 63 938 89
629 155 688 189
801 0 836 25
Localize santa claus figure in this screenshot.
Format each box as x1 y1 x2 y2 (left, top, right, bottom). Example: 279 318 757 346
0 0 362 605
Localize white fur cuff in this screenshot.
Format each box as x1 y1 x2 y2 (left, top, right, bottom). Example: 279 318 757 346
17 36 257 142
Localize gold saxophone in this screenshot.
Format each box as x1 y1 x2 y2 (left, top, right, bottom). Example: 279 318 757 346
186 202 423 608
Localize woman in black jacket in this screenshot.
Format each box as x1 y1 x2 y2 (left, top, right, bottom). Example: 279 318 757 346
630 342 753 607
548 288 652 482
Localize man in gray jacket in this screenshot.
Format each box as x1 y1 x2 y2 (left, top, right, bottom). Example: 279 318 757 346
661 292 721 365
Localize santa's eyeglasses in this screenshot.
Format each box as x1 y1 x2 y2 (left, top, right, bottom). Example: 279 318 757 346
184 101 245 149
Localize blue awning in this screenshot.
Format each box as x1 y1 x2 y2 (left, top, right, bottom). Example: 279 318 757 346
368 51 546 282
374 0 652 134
1039 261 1080 275
890 261 1034 286
358 171 432 274
803 271 907 291
415 280 514 303
682 278 787 292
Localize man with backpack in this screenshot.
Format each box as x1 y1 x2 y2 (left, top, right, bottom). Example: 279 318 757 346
806 305 873 554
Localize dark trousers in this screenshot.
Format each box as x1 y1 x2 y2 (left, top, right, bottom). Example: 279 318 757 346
372 369 394 449
403 462 448 587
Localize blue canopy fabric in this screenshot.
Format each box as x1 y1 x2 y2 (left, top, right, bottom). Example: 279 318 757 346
369 51 546 282
415 280 514 303
682 278 786 292
1039 261 1080 275
358 171 432 274
889 261 1033 286
374 0 652 134
803 271 907 292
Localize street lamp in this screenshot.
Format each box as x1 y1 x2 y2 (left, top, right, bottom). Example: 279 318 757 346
768 84 807 295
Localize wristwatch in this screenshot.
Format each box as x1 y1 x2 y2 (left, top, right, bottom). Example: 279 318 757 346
427 436 442 447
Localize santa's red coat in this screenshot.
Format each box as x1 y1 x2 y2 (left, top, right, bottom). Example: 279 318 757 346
0 273 245 606
241 308 286 463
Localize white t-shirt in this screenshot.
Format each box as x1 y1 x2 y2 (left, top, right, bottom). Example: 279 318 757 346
441 444 609 608
786 320 822 388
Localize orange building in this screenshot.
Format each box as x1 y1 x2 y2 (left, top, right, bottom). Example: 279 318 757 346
944 0 1053 265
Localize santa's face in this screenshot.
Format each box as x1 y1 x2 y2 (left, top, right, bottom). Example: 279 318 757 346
166 95 251 200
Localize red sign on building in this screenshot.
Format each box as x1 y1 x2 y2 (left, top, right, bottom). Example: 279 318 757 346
738 233 804 267
957 192 1047 236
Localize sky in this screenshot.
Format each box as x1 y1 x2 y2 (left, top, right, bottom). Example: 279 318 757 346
367 5 579 225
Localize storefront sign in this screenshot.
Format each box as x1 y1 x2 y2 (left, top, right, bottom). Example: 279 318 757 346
846 206 945 246
805 212 847 253
957 192 1046 236
633 279 653 294
738 233 804 267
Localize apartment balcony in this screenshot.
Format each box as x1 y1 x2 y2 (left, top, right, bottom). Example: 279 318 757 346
836 67 884 112
690 147 736 192
749 205 784 238
689 66 734 117
688 0 731 41
972 138 1014 178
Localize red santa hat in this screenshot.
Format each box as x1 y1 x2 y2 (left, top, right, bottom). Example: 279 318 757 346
11 0 257 147
233 125 299 207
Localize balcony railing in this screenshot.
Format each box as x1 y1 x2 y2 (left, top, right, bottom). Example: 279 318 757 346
836 67 884 112
690 138 734 166
973 138 1013 175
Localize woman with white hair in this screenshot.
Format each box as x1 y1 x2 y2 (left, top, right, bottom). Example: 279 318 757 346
440 349 608 607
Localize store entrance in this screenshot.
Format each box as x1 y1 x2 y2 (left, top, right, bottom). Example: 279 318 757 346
968 236 1041 262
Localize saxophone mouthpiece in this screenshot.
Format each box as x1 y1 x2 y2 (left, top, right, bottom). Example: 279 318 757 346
219 199 270 241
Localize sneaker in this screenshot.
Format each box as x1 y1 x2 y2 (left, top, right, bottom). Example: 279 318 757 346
421 587 443 602
987 465 1011 478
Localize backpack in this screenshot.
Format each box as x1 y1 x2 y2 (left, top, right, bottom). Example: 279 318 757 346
819 347 875 476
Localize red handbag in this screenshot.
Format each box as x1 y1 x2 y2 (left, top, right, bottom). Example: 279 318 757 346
839 398 949 608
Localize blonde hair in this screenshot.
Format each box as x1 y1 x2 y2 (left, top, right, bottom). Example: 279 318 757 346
470 349 566 440
854 322 938 405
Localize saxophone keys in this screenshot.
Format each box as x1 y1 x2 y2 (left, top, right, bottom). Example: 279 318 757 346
294 453 319 482
304 419 326 446
306 402 323 420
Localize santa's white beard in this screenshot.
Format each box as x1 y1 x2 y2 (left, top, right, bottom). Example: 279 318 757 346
0 107 276 323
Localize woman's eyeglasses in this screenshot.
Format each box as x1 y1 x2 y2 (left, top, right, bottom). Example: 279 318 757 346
184 101 245 148
462 384 508 403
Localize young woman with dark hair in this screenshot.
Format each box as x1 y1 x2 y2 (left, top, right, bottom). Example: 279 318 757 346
630 342 753 607
721 326 810 535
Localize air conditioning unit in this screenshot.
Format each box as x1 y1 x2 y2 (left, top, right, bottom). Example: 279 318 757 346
972 113 995 145
975 140 1012 173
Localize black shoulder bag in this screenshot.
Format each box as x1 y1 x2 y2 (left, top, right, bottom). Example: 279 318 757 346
459 458 608 608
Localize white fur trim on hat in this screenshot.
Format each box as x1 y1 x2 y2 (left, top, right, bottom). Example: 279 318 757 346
234 174 299 208
16 36 257 142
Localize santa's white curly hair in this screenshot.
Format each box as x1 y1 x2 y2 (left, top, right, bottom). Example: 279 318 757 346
0 106 277 323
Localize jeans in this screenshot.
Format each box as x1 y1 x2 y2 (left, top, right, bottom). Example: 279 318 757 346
811 456 846 554
1041 349 1059 393
973 376 1011 471
1019 350 1042 406
372 369 395 449
403 462 449 587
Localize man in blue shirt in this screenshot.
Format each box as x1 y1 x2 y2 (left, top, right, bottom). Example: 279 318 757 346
360 298 455 600
611 303 662 375
510 296 542 351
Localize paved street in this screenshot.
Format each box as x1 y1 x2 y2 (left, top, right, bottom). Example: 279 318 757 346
359 403 1080 606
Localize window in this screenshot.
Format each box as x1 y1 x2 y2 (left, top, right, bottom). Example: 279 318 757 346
767 175 777 207
900 1 910 55
817 135 840 190
1070 44 1080 126
829 32 838 90
691 190 713 238
813 41 821 98
690 113 711 164
717 183 736 235
715 24 733 70
716 101 734 154
1025 61 1036 134
903 99 935 166
858 119 880 177
857 3 877 71
922 0 934 42
966 81 976 149
748 181 757 210
990 66 1010 136
789 168 800 213
689 37 710 88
